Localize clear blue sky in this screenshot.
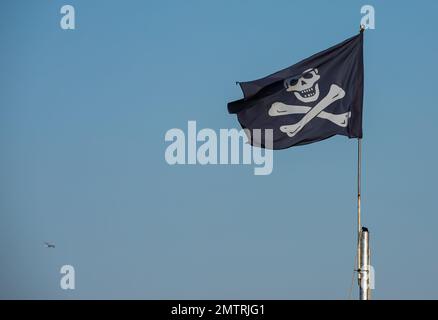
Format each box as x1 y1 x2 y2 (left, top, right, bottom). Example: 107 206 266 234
1 0 437 299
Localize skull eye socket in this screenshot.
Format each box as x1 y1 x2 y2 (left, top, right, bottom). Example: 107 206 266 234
302 72 314 79
286 78 298 87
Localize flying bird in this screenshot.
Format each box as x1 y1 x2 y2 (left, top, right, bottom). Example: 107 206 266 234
44 242 55 248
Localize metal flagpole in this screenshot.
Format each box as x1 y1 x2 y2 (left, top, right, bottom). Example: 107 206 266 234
356 138 371 300
359 227 371 299
355 25 371 300
357 25 364 238
357 138 362 236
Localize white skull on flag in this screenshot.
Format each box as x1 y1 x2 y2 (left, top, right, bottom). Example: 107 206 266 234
284 68 320 103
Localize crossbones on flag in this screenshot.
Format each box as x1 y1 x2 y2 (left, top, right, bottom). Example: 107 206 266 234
228 32 364 149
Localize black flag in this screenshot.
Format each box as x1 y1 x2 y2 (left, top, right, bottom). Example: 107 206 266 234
228 31 364 149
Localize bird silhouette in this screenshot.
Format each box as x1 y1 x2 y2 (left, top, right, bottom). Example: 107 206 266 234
44 242 55 248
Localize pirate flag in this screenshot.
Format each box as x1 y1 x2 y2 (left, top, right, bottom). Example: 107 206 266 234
228 31 364 149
